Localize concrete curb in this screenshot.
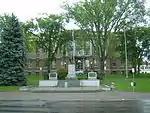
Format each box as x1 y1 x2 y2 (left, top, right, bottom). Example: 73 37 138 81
31 90 103 93
30 87 103 93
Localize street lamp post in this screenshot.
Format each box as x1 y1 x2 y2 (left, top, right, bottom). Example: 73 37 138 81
72 30 75 64
124 28 128 78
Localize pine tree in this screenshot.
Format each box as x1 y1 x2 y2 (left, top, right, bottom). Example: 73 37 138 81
0 14 26 86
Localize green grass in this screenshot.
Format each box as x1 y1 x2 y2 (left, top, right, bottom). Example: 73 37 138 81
0 75 42 91
104 74 150 92
1 74 150 92
0 86 19 91
27 75 43 86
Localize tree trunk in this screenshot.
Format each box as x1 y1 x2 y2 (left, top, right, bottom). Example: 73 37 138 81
137 61 141 74
109 58 112 75
99 54 105 81
100 60 105 76
132 61 137 74
47 41 52 79
92 44 95 71
46 58 51 80
47 57 53 80
134 66 137 74
47 61 51 73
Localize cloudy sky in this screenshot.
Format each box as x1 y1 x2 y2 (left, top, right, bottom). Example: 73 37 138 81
0 0 78 21
0 0 149 29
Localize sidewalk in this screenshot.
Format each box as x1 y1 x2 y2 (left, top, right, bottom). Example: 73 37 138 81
30 87 102 93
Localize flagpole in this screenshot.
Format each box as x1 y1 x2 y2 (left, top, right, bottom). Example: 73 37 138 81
72 30 75 64
124 28 128 78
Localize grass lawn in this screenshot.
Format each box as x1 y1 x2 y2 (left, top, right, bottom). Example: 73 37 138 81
0 74 150 92
27 75 43 86
0 75 42 91
0 86 19 91
104 74 150 92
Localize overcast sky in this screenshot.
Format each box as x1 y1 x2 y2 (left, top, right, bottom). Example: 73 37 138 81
0 0 78 21
0 0 149 29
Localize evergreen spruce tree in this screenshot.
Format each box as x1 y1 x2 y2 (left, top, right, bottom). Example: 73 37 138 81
0 14 26 86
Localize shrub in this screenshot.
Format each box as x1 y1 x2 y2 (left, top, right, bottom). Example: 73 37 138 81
76 74 88 80
57 68 67 80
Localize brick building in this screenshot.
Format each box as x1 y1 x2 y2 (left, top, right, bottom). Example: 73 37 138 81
25 40 133 75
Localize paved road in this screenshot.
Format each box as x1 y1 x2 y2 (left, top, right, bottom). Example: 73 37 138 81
0 92 150 100
0 99 144 113
0 92 150 113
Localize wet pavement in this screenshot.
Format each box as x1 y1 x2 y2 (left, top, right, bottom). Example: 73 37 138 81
0 92 150 113
0 99 145 113
1 92 150 100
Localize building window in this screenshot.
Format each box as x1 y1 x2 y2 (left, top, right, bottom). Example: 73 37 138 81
36 49 40 58
36 52 40 58
28 59 32 67
112 60 117 66
52 61 56 68
85 51 89 55
28 72 32 75
44 58 48 67
140 65 145 69
36 60 40 67
112 71 117 74
84 41 91 56
36 72 40 75
121 60 124 64
145 66 150 69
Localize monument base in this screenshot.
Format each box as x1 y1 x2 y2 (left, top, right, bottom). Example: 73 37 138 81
38 80 100 87
39 80 58 87
80 80 100 87
67 74 77 79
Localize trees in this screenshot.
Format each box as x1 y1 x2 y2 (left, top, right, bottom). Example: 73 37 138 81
64 0 146 78
22 23 38 52
59 30 72 63
117 27 150 74
24 14 71 77
0 14 26 86
107 33 120 74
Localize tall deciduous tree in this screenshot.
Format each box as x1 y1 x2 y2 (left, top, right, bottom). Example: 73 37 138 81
107 33 120 74
22 23 38 52
24 14 70 77
0 14 26 86
64 0 146 78
117 27 150 74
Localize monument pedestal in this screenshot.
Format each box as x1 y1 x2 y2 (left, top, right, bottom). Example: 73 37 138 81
67 64 76 79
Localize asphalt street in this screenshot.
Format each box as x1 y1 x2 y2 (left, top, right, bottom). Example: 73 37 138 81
0 92 150 113
0 92 150 100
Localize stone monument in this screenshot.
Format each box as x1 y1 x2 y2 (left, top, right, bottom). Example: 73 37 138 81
67 64 76 79
49 72 58 80
88 71 97 80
